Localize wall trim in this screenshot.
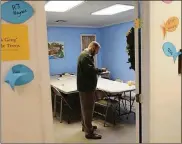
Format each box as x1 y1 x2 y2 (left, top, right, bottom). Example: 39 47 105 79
140 1 151 143
98 19 134 28
47 24 100 28
47 19 134 29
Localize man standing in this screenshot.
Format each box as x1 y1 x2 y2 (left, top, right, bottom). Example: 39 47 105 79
77 41 106 139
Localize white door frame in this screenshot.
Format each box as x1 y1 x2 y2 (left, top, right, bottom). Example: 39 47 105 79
133 1 151 143
80 34 97 67
43 1 151 143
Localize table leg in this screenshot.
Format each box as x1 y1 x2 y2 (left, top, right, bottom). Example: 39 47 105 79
126 91 132 119
118 95 121 115
60 98 63 123
54 94 56 117
129 91 132 112
118 91 134 118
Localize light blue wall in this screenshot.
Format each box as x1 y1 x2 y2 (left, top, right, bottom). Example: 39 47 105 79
47 22 134 81
47 27 101 75
100 21 135 81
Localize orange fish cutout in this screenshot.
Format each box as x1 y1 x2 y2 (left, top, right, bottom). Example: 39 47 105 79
161 16 179 39
134 18 143 29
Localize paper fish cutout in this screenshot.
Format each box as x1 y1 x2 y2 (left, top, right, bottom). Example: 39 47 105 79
161 16 179 39
162 42 182 63
5 64 34 90
134 18 143 29
2 1 34 24
162 0 172 4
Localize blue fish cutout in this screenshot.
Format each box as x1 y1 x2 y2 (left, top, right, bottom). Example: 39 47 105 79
5 64 34 90
162 42 182 63
2 1 34 24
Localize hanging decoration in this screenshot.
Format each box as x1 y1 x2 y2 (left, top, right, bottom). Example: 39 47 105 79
134 18 143 29
5 64 34 90
1 1 34 24
161 16 179 39
162 42 182 63
126 27 135 71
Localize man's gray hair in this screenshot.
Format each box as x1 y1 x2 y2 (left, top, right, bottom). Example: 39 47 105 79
88 41 101 49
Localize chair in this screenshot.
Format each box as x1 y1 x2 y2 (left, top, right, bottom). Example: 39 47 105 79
94 90 119 127
51 86 73 124
121 91 136 119
114 79 136 119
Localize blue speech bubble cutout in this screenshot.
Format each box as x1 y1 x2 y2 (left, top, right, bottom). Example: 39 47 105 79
2 1 34 24
162 42 182 63
5 64 34 90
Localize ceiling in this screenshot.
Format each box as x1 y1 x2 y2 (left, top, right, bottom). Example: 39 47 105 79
46 1 135 28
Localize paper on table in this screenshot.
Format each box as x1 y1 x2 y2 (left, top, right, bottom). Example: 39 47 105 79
5 64 34 90
101 70 110 74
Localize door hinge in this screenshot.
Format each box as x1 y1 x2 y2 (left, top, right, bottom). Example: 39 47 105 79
136 94 142 103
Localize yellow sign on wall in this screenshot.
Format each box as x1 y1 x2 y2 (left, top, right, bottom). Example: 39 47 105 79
1 24 30 61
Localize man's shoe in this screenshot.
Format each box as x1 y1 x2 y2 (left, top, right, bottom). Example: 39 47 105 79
85 133 102 139
82 126 97 132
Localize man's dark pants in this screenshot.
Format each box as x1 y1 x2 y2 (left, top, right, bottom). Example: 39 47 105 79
79 91 95 134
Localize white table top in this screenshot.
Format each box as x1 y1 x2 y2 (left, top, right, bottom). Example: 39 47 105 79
50 75 77 94
97 78 135 94
50 75 135 95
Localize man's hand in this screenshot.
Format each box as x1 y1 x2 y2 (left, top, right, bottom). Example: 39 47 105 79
101 68 107 72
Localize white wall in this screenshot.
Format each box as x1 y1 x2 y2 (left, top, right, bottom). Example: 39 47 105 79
1 1 54 143
140 1 181 143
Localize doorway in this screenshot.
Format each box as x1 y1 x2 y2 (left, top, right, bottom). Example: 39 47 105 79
81 34 97 65
46 1 142 143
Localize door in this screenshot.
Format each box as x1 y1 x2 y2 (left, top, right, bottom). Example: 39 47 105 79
81 35 97 65
134 1 143 143
138 2 142 143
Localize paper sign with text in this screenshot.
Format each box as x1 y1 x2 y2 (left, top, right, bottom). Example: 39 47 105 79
1 24 30 61
2 1 34 24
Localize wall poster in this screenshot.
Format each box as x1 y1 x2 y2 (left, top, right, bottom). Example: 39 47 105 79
1 24 30 61
48 41 64 59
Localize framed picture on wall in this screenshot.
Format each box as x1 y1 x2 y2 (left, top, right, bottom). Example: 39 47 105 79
48 41 64 59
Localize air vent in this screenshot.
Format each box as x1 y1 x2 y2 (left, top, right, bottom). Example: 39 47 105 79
55 20 67 23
